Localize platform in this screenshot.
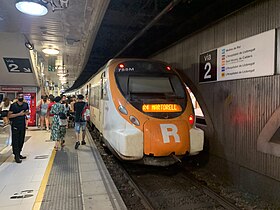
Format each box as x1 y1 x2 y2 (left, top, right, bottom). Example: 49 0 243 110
0 127 127 210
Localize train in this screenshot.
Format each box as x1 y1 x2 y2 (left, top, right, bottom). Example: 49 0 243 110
78 59 204 166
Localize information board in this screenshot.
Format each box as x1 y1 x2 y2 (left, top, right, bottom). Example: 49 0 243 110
199 29 275 83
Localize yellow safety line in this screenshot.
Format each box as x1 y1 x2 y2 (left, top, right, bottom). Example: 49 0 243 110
32 149 56 210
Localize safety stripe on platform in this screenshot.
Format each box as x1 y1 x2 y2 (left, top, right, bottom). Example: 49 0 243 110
39 129 83 210
33 149 56 210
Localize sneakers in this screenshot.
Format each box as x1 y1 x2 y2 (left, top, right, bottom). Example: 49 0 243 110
19 155 26 159
75 141 80 149
81 140 86 145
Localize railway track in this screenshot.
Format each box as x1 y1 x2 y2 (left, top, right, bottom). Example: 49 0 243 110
88 127 241 210
123 163 241 210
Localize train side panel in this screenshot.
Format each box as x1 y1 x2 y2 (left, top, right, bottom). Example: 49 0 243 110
89 64 144 160
88 70 103 132
103 66 143 159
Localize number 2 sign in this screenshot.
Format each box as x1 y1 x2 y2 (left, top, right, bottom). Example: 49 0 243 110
3 57 33 73
199 49 217 83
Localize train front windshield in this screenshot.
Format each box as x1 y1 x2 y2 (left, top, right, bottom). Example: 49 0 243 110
129 77 173 94
115 61 187 118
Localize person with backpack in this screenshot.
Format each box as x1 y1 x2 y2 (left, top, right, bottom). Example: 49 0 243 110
74 94 89 149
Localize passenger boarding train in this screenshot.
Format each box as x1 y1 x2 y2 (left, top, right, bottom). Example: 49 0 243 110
80 59 204 166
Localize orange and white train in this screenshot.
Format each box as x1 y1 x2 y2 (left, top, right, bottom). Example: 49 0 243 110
79 59 204 166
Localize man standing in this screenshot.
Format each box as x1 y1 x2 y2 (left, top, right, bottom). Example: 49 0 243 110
74 94 87 149
8 92 29 163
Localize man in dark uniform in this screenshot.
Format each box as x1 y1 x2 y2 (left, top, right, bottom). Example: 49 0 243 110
8 92 29 163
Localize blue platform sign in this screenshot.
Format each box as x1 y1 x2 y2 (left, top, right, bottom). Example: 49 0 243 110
3 57 33 73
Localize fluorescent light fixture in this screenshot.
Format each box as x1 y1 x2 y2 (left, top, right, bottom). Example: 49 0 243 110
42 48 60 55
25 41 34 50
15 0 48 16
59 77 67 81
57 73 68 77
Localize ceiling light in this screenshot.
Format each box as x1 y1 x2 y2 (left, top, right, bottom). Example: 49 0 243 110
15 0 48 16
59 77 67 81
25 41 34 50
57 73 68 77
42 48 60 55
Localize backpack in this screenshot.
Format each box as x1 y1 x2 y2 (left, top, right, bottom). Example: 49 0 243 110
81 103 90 121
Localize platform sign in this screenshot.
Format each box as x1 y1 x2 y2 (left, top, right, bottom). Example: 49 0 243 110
199 49 217 83
199 29 275 83
3 57 32 73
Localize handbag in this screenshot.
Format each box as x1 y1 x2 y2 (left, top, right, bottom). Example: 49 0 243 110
59 112 67 119
58 105 68 126
59 118 68 126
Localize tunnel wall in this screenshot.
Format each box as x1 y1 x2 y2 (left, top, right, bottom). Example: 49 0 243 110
153 0 280 203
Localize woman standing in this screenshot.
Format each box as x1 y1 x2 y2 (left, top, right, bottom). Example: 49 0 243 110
0 98 11 125
50 96 67 150
40 96 49 131
47 96 55 130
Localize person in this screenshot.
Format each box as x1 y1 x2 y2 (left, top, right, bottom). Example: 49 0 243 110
62 100 70 128
47 95 55 130
36 95 43 128
50 96 67 150
69 96 76 113
8 92 29 163
40 96 50 131
23 98 29 130
61 95 67 104
0 97 11 125
74 94 88 149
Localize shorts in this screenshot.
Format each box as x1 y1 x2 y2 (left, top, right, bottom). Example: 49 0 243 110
75 122 86 133
1 110 8 117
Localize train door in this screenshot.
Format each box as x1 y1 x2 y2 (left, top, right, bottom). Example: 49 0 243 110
99 72 106 133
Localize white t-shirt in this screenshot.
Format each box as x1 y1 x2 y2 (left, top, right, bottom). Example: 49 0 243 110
0 101 11 111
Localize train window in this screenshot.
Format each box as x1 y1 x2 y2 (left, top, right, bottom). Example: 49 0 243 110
168 75 185 98
115 71 187 119
103 80 109 100
129 77 173 94
99 72 104 99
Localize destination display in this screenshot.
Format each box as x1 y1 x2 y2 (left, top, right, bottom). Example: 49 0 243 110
199 29 275 83
142 104 182 112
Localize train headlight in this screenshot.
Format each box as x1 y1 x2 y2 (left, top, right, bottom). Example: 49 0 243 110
118 105 128 115
129 115 140 126
189 114 194 126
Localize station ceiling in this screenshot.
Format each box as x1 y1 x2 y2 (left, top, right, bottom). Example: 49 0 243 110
68 0 257 91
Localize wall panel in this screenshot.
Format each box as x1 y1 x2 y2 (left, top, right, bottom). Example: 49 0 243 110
152 0 280 184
